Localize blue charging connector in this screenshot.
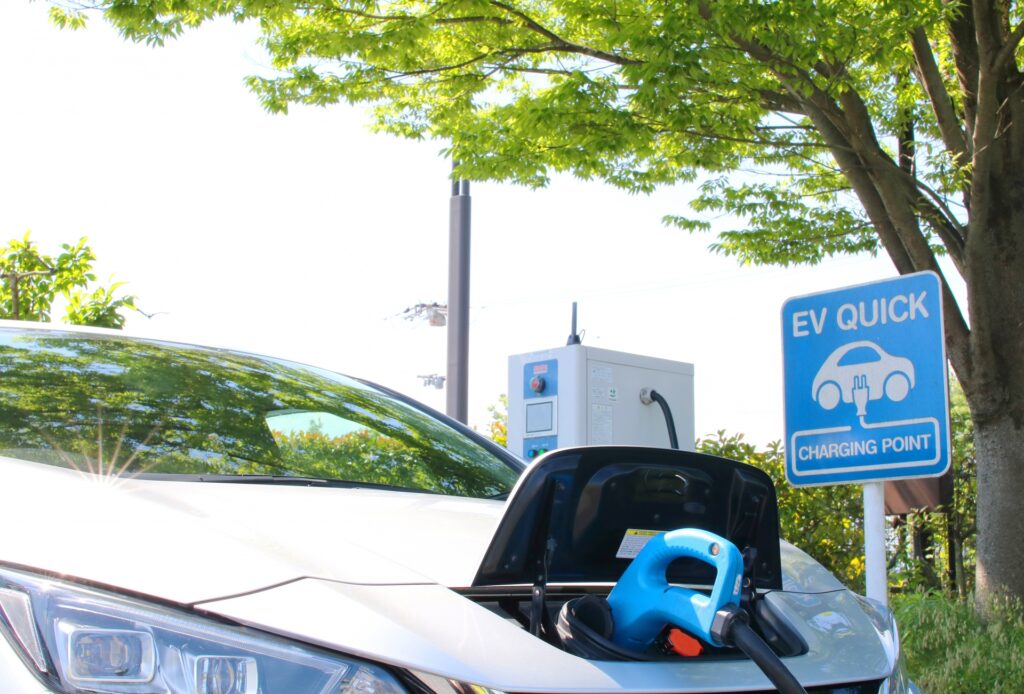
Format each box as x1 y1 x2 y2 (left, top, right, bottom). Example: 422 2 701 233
606 528 744 651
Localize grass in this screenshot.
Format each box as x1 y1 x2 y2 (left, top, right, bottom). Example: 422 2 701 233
891 592 1024 693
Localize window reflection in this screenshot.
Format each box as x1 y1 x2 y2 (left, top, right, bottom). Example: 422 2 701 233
0 329 519 498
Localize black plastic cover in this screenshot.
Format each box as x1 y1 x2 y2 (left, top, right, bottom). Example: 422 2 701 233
473 447 783 590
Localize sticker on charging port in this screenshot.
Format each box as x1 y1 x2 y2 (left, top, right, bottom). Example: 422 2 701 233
616 529 664 559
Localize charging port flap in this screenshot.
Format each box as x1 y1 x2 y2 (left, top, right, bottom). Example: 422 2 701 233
472 446 783 591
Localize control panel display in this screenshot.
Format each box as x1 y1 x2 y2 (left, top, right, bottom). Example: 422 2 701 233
526 399 555 434
523 359 558 459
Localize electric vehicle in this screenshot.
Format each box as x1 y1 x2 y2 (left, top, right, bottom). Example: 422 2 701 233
811 342 915 411
0 323 918 693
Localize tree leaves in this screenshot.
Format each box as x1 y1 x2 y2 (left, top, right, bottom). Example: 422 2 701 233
680 176 879 265
0 232 137 328
78 0 974 270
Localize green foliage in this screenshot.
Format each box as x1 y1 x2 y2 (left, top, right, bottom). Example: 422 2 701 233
697 431 865 591
48 5 87 30
73 0 970 266
680 176 881 266
892 591 1024 693
64 283 138 329
270 429 447 492
0 233 136 328
889 379 977 596
487 394 508 448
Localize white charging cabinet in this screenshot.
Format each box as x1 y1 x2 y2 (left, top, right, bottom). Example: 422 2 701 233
508 345 695 460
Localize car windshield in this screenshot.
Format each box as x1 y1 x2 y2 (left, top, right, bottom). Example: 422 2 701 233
0 327 521 498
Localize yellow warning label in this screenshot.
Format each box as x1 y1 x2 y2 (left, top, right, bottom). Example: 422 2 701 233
615 528 664 559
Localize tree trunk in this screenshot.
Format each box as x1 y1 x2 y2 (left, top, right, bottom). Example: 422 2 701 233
961 115 1024 608
973 413 1024 610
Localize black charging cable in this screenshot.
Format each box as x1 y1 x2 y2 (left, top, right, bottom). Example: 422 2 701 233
640 388 679 450
558 597 808 693
711 607 808 694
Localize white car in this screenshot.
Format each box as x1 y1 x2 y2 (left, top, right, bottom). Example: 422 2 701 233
0 323 918 693
812 341 915 412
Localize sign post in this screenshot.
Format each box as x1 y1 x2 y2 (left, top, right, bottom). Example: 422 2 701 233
782 272 950 605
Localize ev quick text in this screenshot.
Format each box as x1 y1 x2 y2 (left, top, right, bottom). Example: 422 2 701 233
790 292 929 337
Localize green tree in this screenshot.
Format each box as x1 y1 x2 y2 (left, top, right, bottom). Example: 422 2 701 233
63 0 1024 607
0 233 136 328
269 429 446 492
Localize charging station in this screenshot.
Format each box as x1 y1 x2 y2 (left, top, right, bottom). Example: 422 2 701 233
508 344 695 461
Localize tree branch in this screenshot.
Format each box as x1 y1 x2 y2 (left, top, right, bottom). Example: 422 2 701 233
436 15 514 27
695 0 969 285
947 0 980 142
324 7 414 23
488 0 641 66
802 105 915 271
683 130 825 149
970 73 999 234
379 43 577 79
757 89 805 114
913 181 967 253
973 0 1002 65
911 26 971 165
325 6 520 31
992 20 1024 73
381 52 495 78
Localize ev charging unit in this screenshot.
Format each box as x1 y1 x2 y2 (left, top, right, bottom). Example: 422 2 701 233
508 344 695 461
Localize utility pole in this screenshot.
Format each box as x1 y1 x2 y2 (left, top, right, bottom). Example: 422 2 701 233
446 165 471 423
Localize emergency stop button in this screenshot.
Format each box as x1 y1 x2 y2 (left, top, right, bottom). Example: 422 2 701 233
529 375 546 393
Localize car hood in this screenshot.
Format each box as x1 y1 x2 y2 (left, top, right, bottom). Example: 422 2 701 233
2 457 845 603
2 458 890 691
1 457 505 603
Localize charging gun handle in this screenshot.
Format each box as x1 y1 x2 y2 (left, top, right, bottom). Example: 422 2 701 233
607 528 743 649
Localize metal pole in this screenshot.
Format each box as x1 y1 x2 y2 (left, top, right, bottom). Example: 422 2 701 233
863 482 888 606
446 170 471 423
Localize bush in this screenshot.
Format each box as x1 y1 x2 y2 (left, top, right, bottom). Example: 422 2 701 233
892 592 1024 693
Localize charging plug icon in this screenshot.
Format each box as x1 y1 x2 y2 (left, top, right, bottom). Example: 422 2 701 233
852 374 869 417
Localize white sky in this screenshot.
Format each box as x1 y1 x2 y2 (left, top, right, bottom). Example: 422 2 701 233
0 2 963 446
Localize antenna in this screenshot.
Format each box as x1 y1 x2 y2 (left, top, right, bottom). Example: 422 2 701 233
566 302 582 345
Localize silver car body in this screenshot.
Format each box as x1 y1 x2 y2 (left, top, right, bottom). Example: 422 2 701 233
0 323 914 693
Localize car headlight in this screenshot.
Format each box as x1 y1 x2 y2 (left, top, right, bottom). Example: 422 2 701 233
0 565 408 694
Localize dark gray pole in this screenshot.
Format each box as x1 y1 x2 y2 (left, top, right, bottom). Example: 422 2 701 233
446 171 471 422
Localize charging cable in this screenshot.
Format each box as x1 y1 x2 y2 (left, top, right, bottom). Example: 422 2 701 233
640 388 679 450
711 607 808 694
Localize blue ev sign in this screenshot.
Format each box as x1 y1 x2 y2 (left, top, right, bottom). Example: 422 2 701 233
782 272 950 487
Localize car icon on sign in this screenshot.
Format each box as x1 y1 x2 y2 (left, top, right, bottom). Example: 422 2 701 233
812 340 915 411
